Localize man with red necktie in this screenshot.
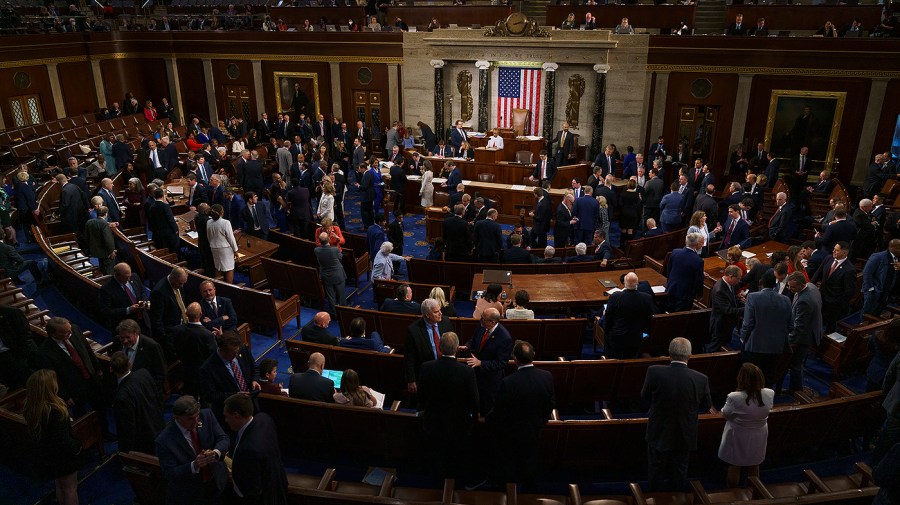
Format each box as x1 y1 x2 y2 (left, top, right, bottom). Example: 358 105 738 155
198 331 260 430
36 317 104 416
462 308 513 415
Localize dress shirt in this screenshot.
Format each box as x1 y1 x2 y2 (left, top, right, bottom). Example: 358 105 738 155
428 322 439 359
150 149 161 168
487 136 504 149
177 422 222 474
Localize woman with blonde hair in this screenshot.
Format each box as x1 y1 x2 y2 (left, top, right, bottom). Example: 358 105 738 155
725 245 748 276
317 177 336 222
718 363 774 488
596 195 610 240
429 286 456 317
24 370 82 505
333 369 378 407
688 210 720 257
315 217 345 251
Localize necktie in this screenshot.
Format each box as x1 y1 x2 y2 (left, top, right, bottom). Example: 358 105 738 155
561 131 566 147
695 170 701 181
151 150 159 167
828 261 838 278
174 289 188 323
479 329 490 351
800 156 805 171
123 283 137 304
210 300 218 315
358 128 363 138
231 359 248 391
125 346 135 364
725 219 736 244
431 324 441 359
251 205 260 229
768 207 780 227
189 428 212 482
541 162 546 179
64 339 91 379
607 156 611 171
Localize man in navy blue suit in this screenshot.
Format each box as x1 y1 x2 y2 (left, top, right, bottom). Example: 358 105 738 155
223 188 245 230
768 192 795 242
862 239 900 316
443 161 462 196
97 177 121 223
380 285 421 315
665 233 706 312
198 332 260 429
816 206 856 252
463 307 513 416
719 204 750 250
572 185 599 245
530 150 557 184
155 395 230 505
199 280 237 332
223 394 288 505
339 317 390 352
529 186 552 249
240 191 271 240
449 120 467 152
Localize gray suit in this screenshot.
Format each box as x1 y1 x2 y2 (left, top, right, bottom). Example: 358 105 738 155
787 283 823 392
385 127 401 155
740 288 791 386
276 146 293 178
314 244 346 313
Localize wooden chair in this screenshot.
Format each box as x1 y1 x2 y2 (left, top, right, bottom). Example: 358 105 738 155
477 172 496 182
119 452 166 505
511 108 531 137
433 191 450 208
515 150 534 164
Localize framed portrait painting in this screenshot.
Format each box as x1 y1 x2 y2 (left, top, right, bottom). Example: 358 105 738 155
764 90 846 170
274 72 320 119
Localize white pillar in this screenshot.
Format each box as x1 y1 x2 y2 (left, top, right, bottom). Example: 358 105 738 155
649 71 669 143
852 78 889 185
90 59 107 109
165 57 185 126
252 60 265 118
329 62 342 119
46 63 66 119
387 63 400 123
202 58 217 123
728 73 755 156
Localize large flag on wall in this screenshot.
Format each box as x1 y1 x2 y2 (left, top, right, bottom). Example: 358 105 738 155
497 67 541 136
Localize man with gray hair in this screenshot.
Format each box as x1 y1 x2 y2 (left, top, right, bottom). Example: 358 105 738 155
768 191 794 242
603 271 655 359
566 242 593 262
373 241 412 280
664 233 706 312
538 245 561 263
853 198 878 260
786 271 823 393
404 298 454 394
150 266 189 361
155 395 230 504
641 337 711 492
314 231 346 314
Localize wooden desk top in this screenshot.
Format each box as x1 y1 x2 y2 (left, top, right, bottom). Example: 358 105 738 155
703 240 789 277
175 217 279 267
472 267 667 308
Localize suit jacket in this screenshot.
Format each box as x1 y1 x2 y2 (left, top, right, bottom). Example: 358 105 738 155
443 215 472 259
596 185 618 212
749 24 769 36
239 159 264 195
853 209 878 258
740 288 791 354
404 317 455 383
665 248 704 309
288 369 335 403
445 168 462 193
241 202 271 237
230 413 288 505
817 219 856 250
641 362 712 451
449 127 467 150
340 332 389 353
719 217 750 250
554 203 573 244
431 145 454 158
709 278 743 345
98 188 121 222
603 289 655 358
149 277 185 351
110 335 167 393
300 323 340 346
161 144 179 175
487 365 555 440
148 199 178 240
174 322 215 395
503 246 533 264
549 129 575 160
573 195 599 231
659 192 684 226
59 182 87 232
286 186 313 225
862 250 898 295
155 409 230 505
531 159 557 181
532 197 552 234
764 159 780 188
257 118 273 140
643 177 665 208
381 298 421 315
314 245 346 284
98 274 148 329
35 326 101 404
768 203 795 242
389 163 407 193
473 218 503 260
198 347 258 426
417 356 479 435
789 284 824 347
465 324 513 408
726 22 748 36
359 168 376 202
113 368 164 454
200 296 237 331
811 256 856 305
85 217 115 258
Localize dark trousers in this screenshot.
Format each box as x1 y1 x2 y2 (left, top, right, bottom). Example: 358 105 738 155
322 280 344 314
531 231 548 249
823 301 848 333
8 259 42 283
874 415 900 466
289 218 309 240
334 202 345 230
361 201 374 229
788 344 809 392
742 351 780 389
647 446 690 492
554 228 571 247
575 229 593 245
392 191 405 214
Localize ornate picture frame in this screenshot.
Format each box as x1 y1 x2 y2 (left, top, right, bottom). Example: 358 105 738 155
764 89 846 171
274 72 320 119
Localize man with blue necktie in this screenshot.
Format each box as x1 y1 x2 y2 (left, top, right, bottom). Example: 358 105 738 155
404 299 454 395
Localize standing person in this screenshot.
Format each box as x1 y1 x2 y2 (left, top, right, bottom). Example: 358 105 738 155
35 317 104 418
641 337 712 492
718 363 774 488
110 351 164 454
572 185 599 245
603 272 655 359
23 370 82 505
198 332 260 429
356 163 375 229
404 299 455 395
810 241 856 332
619 179 642 244
554 193 574 247
786 272 823 393
416 331 479 479
529 187 552 249
862 239 900 316
707 266 744 353
223 394 289 505
286 178 313 239
463 307 512 416
739 271 792 388
316 177 336 222
420 164 435 207
314 232 346 314
155 395 230 505
240 192 271 240
474 208 503 263
206 204 239 284
664 233 706 312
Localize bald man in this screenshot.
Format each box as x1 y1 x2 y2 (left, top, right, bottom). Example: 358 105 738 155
288 352 336 403
300 311 340 346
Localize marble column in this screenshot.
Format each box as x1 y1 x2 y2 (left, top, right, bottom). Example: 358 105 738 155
591 64 610 162
431 60 445 140
46 63 66 119
475 60 491 133
541 63 558 140
387 63 400 123
852 77 889 185
252 60 265 118
728 73 755 163
202 58 217 123
165 57 185 127
649 70 670 143
90 59 107 109
328 62 343 119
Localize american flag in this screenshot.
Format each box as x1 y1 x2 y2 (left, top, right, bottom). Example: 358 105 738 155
497 67 541 136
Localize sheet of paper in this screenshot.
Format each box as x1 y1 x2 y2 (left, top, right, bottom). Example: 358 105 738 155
433 177 447 184
510 185 526 191
407 175 422 181
606 288 623 295
742 251 757 259
370 388 386 409
651 285 666 294
237 253 246 259
186 231 198 239
826 332 847 343
461 180 472 185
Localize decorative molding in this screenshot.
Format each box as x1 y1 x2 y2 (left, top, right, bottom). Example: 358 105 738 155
593 64 610 74
0 52 403 69
542 63 559 72
0 55 88 69
430 59 446 69
495 61 543 69
474 60 491 70
646 64 900 79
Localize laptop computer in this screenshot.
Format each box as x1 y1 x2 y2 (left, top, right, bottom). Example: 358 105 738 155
482 270 512 285
325 24 336 32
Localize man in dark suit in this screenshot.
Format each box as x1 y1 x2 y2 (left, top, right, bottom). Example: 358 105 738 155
416 331 479 479
816 207 856 251
473 209 503 263
110 318 167 394
175 303 217 397
381 284 421 315
719 204 751 250
356 163 376 229
404 299 455 395
641 337 712 492
449 120 467 152
603 272 655 359
503 233 533 264
222 394 288 505
862 239 900 316
547 121 575 167
642 219 663 238
147 187 180 254
740 271 791 387
340 317 390 353
285 180 313 239
240 192 271 240
155 396 230 505
314 233 346 314
199 280 237 332
57 173 87 234
150 267 188 361
110 351 164 454
749 142 768 174
388 158 408 213
572 185 599 245
530 151 557 184
36 317 104 416
462 308 512 415
707 266 744 353
257 112 273 141
853 199 878 260
643 170 665 226
199 331 260 428
239 151 265 196
160 137 180 178
300 312 340 346
98 262 149 331
409 152 432 175
725 13 748 35
431 140 454 158
444 162 463 197
97 177 121 223
288 351 335 403
748 17 769 36
443 204 473 262
529 187 552 249
811 242 856 332
768 192 795 242
863 154 888 199
554 194 574 247
786 272 823 393
353 120 371 149
487 340 555 487
624 153 646 180
665 234 706 312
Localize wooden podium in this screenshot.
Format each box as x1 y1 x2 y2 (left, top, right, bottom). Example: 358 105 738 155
474 147 504 164
425 206 448 242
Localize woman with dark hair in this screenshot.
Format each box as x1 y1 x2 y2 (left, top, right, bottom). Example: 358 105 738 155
427 237 446 261
619 178 642 243
505 289 534 320
785 245 809 282
207 203 239 283
333 369 377 407
473 283 505 319
24 370 83 505
718 363 774 488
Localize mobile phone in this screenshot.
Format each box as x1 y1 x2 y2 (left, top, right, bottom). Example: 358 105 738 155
501 292 507 300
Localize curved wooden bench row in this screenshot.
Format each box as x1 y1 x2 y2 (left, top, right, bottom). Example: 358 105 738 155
256 387 884 482
266 229 371 289
333 305 586 359
614 226 688 266
407 257 605 300
261 256 326 310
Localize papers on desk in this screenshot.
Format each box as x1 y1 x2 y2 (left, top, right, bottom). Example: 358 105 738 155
407 175 422 181
462 180 472 185
510 185 527 191
166 186 184 195
605 288 623 295
651 285 666 294
370 388 386 409
185 231 198 239
433 177 447 184
518 135 543 141
379 161 394 169
826 332 847 343
765 252 773 258
237 253 246 259
742 251 756 259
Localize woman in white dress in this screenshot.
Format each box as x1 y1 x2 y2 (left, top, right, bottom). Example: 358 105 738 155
486 128 505 149
420 165 435 207
206 204 239 284
317 177 335 221
718 363 775 487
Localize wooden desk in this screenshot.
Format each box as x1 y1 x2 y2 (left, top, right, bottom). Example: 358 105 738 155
702 240 789 277
471 267 667 309
468 136 545 163
421 156 589 189
175 217 279 288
